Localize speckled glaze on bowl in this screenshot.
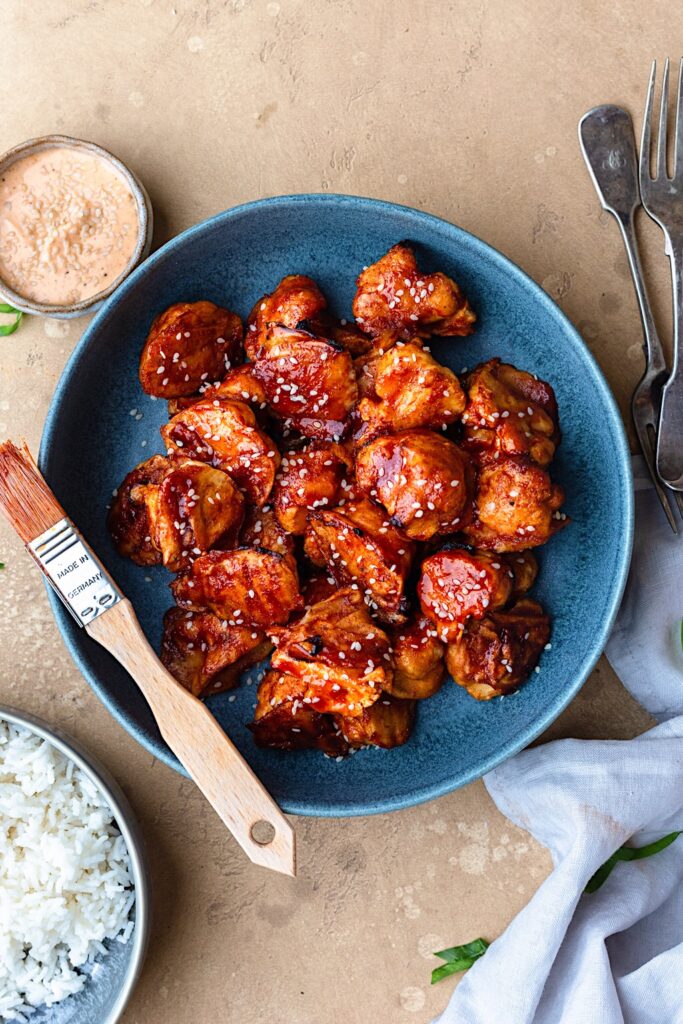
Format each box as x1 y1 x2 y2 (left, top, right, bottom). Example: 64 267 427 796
0 705 150 1024
0 135 153 319
39 194 633 816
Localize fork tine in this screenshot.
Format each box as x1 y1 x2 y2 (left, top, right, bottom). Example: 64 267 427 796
632 407 679 533
642 436 679 533
641 60 657 181
675 59 683 175
657 57 670 178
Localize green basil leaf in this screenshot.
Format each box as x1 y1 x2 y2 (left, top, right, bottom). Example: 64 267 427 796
585 831 681 894
432 962 475 984
431 938 489 984
0 304 23 336
434 938 489 963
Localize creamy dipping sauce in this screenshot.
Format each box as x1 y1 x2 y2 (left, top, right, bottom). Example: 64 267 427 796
0 145 140 306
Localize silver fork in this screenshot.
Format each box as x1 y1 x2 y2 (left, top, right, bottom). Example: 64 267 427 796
640 58 683 492
579 104 683 533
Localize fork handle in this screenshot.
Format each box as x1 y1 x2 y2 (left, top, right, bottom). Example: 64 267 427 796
618 216 668 375
613 217 678 528
657 237 683 490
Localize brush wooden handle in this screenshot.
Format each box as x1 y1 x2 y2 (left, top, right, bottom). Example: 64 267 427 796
87 598 295 877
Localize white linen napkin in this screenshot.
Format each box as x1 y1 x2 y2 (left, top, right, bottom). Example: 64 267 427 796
434 457 683 1024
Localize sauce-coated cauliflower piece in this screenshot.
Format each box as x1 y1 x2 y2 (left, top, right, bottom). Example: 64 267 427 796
463 454 567 552
304 498 415 624
461 358 560 467
161 607 270 697
139 301 243 398
357 341 466 439
161 397 280 507
171 547 302 626
445 598 550 700
418 547 537 642
352 242 475 339
355 431 473 541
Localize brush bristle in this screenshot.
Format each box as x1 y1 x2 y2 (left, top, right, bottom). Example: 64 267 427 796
0 441 66 544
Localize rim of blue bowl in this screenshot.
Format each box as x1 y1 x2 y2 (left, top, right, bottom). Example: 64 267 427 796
0 703 150 1021
39 193 634 816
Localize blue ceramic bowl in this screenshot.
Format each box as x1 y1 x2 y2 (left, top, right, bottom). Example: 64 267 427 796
39 195 633 816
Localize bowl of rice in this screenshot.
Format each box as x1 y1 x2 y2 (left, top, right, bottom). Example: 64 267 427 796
0 706 150 1023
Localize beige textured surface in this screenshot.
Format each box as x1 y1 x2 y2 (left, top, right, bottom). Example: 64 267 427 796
0 2 666 1021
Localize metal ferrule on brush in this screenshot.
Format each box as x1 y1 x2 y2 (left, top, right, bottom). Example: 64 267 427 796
28 517 122 627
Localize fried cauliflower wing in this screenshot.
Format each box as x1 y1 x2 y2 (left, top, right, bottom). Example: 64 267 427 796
461 359 560 467
132 458 244 572
418 547 517 642
110 454 246 571
253 325 358 441
335 693 416 749
304 498 415 624
353 347 384 401
445 597 551 700
357 341 466 438
139 301 243 398
509 550 539 597
161 607 271 697
272 443 350 534
268 587 392 715
239 504 296 566
355 431 473 541
171 547 302 626
463 454 567 552
161 397 280 506
317 315 373 356
108 455 170 565
352 242 475 340
386 615 445 699
246 274 327 360
167 364 268 418
301 571 340 608
250 670 349 755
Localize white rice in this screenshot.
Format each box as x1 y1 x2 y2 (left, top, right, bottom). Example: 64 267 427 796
0 721 135 1022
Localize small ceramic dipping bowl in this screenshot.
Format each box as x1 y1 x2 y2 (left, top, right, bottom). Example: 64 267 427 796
0 704 151 1024
0 135 153 319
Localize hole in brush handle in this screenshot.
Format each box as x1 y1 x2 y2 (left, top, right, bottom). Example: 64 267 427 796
250 819 277 846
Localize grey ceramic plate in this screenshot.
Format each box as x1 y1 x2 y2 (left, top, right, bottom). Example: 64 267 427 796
39 194 633 816
0 705 150 1023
